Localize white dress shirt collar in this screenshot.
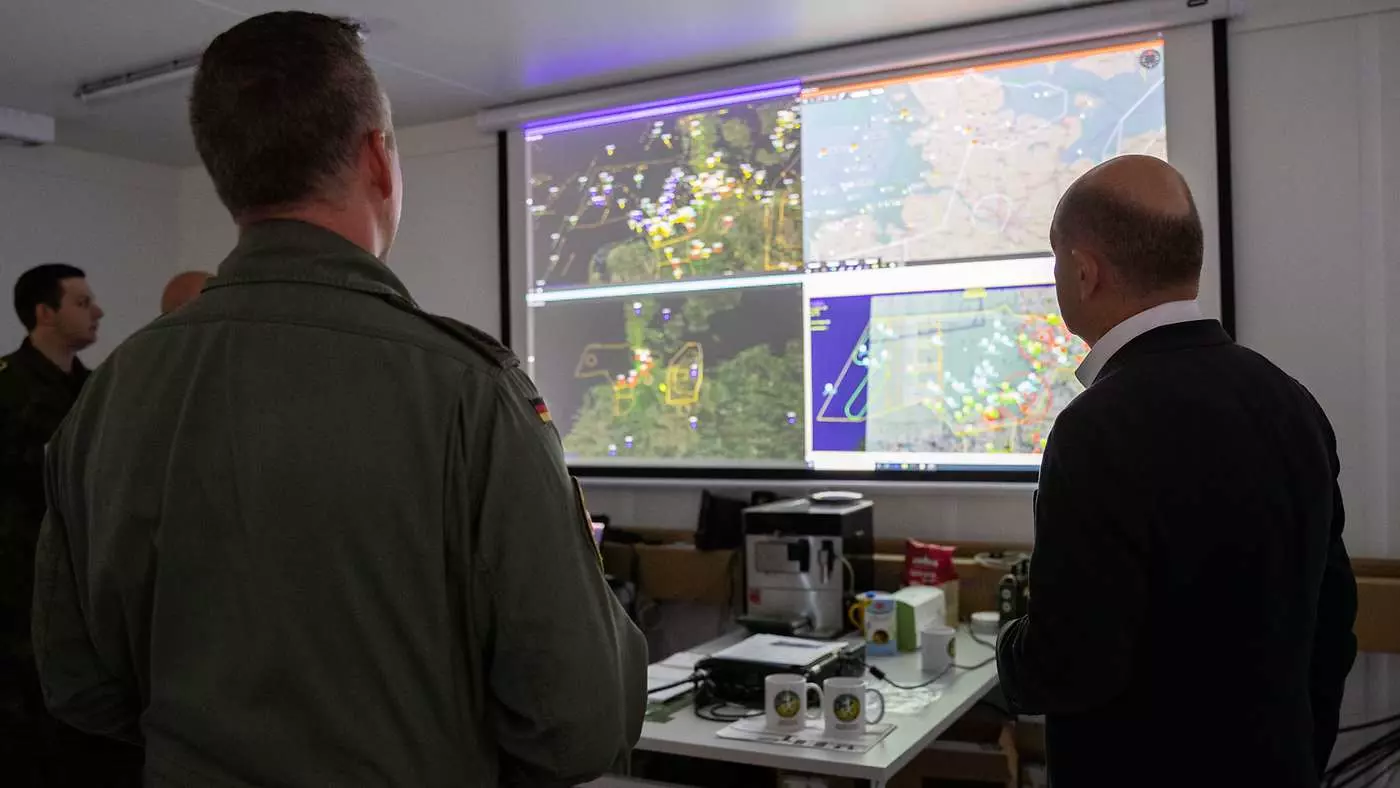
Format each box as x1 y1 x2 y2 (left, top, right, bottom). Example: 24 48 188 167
1075 300 1204 386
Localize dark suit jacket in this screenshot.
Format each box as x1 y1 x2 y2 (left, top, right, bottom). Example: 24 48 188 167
997 320 1357 787
0 339 87 660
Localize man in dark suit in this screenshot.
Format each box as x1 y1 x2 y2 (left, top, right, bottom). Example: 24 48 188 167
996 155 1357 787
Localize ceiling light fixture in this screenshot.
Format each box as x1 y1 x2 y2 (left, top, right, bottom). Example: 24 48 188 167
75 55 202 104
0 106 56 146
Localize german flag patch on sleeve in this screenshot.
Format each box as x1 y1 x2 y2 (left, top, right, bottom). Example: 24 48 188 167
530 397 552 424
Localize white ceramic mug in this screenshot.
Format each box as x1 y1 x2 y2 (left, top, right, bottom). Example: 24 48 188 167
823 676 885 737
921 623 957 675
765 674 823 732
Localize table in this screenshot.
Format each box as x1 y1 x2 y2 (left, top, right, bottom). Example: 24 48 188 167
637 629 1000 788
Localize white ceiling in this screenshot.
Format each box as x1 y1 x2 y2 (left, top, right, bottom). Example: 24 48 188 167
0 0 1113 166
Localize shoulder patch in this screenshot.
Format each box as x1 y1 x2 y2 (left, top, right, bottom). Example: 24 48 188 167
530 397 552 424
0 359 7 373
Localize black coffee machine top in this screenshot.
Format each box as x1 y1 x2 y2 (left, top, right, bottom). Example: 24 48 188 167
743 497 873 536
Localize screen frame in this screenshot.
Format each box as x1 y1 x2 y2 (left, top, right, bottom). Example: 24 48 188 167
500 22 1236 484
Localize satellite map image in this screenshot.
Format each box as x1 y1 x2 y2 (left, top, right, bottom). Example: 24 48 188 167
526 93 804 289
531 286 806 463
809 284 1088 456
525 89 811 463
801 40 1167 264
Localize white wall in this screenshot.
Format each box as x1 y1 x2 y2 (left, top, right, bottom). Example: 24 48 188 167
0 145 180 363
176 117 501 331
1227 4 1400 758
176 164 235 274
1231 0 1399 562
391 119 500 330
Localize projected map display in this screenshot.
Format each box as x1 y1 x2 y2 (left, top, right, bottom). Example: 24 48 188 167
520 39 1167 473
531 286 805 463
526 90 803 289
802 42 1166 264
807 270 1088 468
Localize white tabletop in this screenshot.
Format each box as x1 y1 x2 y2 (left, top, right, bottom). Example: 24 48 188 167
637 629 1000 784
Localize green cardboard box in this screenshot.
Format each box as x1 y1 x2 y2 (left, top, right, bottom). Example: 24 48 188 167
893 585 948 652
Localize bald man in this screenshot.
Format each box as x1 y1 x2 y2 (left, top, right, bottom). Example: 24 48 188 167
160 271 212 314
996 156 1356 787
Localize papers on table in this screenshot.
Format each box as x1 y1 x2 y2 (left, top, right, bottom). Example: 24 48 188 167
647 664 697 702
708 634 846 668
658 650 706 671
716 716 896 753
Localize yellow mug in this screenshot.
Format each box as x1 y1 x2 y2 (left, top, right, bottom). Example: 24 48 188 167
848 592 879 630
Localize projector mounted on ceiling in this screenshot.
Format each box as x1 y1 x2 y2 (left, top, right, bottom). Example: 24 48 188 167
0 107 55 147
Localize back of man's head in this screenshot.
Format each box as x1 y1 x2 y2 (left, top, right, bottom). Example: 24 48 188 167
161 271 213 315
14 263 86 333
189 12 387 222
1054 155 1204 295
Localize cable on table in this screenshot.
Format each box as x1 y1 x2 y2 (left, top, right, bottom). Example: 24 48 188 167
647 674 702 696
1324 721 1400 788
867 627 997 690
693 703 763 723
1341 712 1400 735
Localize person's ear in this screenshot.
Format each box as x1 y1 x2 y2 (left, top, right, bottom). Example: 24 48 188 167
33 303 58 327
366 129 395 203
1074 248 1102 301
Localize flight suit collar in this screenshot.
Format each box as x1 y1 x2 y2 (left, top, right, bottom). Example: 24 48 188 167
206 220 419 308
11 336 88 392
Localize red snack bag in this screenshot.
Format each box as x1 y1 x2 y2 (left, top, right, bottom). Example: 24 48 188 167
904 539 958 586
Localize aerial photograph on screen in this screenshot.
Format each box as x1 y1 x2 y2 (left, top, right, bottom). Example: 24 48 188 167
801 40 1166 264
526 93 804 289
809 284 1088 456
532 286 806 463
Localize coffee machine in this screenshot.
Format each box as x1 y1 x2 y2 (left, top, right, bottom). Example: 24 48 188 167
738 496 874 638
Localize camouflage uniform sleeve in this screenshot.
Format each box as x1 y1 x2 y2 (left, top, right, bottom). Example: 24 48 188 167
452 366 647 787
31 417 142 743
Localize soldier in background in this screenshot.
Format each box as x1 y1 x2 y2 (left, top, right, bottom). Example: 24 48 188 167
160 270 213 314
0 264 139 786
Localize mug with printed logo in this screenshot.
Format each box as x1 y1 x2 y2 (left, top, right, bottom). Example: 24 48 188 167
823 676 886 738
765 673 823 732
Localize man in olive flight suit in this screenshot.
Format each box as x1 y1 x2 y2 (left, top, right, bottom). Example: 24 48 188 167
31 12 645 788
